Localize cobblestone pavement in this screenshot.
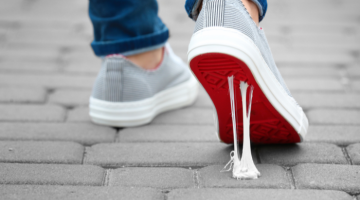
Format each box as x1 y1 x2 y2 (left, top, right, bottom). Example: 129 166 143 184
0 0 359 199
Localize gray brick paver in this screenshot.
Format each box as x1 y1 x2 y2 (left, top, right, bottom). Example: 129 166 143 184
0 185 164 200
48 89 91 107
0 163 104 186
167 189 353 200
109 167 195 189
347 143 360 165
67 107 91 122
0 141 84 164
307 109 360 125
85 143 238 167
119 125 218 142
64 61 101 75
198 164 290 189
0 61 59 73
278 66 340 77
0 87 46 103
0 74 94 89
292 163 360 194
0 104 65 122
305 125 360 145
0 49 58 62
292 93 360 109
0 122 116 145
285 79 344 91
193 87 212 108
258 143 347 166
273 53 354 65
353 81 360 91
152 107 213 125
348 67 360 77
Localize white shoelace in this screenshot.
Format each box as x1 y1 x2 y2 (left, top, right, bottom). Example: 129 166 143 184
221 76 260 180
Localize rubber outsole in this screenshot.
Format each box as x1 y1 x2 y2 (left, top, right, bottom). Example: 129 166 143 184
190 53 301 144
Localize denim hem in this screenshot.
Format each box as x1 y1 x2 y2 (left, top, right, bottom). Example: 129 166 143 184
91 28 169 56
190 0 202 21
185 0 197 19
185 0 267 22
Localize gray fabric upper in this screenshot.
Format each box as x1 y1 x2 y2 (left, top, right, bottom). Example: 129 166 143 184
194 0 292 97
92 46 191 102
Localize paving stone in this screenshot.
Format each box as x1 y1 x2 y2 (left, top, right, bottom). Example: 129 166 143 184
67 107 91 122
293 163 360 194
0 87 46 103
307 109 360 125
0 163 104 186
0 49 58 62
0 122 116 145
258 143 347 166
273 53 353 65
63 58 102 75
109 167 195 189
347 143 360 165
285 79 344 91
0 141 84 164
49 89 90 106
278 66 340 77
348 66 360 77
305 125 360 145
0 185 164 200
119 125 218 142
193 87 213 108
0 61 59 73
353 81 360 91
0 105 65 122
167 189 353 200
198 164 290 189
152 108 213 125
0 74 94 89
292 92 360 109
85 143 242 167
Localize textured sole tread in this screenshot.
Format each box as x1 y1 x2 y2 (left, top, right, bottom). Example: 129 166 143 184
190 53 300 144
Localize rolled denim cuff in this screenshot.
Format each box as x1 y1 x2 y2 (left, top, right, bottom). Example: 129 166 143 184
185 0 267 22
185 0 202 21
91 28 169 56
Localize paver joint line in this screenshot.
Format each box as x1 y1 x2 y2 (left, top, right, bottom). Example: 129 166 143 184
103 169 111 186
341 147 354 165
82 147 89 164
193 170 200 189
286 167 296 190
255 147 262 164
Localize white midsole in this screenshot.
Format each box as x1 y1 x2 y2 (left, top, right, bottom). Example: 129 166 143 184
188 27 308 141
89 75 199 127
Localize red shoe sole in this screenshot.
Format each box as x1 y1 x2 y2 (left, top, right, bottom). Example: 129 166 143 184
190 53 301 144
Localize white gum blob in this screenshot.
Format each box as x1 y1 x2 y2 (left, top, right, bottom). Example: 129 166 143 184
222 76 261 180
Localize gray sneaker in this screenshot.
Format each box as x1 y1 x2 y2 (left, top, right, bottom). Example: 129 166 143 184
188 0 308 144
90 43 199 127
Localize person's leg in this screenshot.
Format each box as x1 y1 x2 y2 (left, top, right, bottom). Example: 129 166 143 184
88 0 199 127
186 0 308 179
89 0 167 69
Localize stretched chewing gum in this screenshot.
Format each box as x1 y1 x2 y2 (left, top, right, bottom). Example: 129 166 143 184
222 76 260 180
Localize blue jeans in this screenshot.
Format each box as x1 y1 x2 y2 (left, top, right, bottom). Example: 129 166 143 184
89 0 268 56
